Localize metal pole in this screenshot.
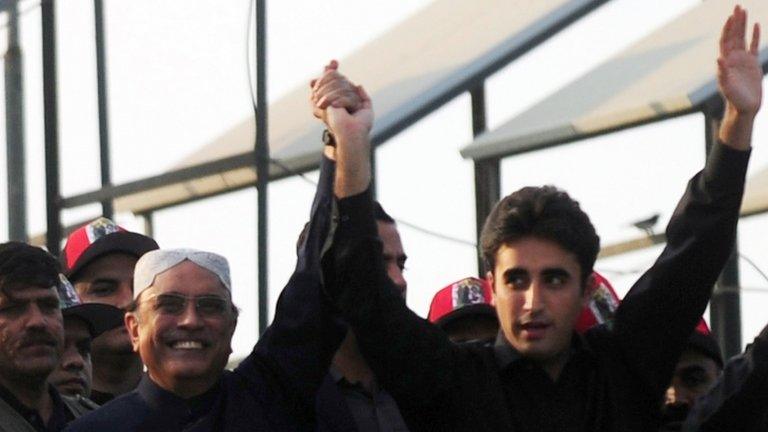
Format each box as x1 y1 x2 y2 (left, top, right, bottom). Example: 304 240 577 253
5 0 27 241
42 0 62 255
94 0 113 218
704 109 742 359
142 212 154 238
470 84 499 275
255 0 269 334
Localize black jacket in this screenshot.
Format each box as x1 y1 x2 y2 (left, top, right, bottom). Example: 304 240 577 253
326 142 749 432
67 156 347 432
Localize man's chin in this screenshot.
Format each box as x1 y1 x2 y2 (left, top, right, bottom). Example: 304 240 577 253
661 402 690 425
13 361 57 381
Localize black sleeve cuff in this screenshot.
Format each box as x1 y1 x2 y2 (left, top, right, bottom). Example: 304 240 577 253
335 184 378 241
704 141 751 191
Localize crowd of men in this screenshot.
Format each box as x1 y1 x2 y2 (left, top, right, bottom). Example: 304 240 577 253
0 6 766 432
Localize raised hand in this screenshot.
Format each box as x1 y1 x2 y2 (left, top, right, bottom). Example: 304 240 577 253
310 60 363 124
718 6 762 149
719 5 762 115
325 84 373 144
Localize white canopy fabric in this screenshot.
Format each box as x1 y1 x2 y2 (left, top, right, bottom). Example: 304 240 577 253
597 166 768 258
113 0 608 214
742 165 768 217
461 0 768 161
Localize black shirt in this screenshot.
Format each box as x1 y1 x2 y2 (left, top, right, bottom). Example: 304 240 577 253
326 142 750 432
495 333 597 432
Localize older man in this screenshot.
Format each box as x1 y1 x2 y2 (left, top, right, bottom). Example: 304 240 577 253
67 111 361 430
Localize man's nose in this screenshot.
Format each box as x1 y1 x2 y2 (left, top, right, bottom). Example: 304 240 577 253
523 282 543 312
62 347 85 371
177 300 204 329
390 267 407 299
25 303 49 329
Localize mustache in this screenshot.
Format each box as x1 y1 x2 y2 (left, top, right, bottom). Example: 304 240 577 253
161 331 213 344
18 330 59 348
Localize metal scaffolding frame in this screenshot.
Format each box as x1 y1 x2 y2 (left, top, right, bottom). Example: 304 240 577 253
38 1 609 335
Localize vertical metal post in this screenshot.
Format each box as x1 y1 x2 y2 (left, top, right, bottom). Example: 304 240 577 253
705 109 742 359
255 0 269 334
5 0 27 241
370 147 377 198
470 84 499 275
94 0 113 218
42 0 62 255
142 212 154 238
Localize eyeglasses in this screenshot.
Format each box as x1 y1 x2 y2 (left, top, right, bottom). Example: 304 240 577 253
144 293 230 318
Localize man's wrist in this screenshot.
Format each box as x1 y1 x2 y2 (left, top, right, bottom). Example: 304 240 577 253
718 107 756 151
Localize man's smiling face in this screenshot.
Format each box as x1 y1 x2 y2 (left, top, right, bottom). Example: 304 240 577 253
126 261 236 397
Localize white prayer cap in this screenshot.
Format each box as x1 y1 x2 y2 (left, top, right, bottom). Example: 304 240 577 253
133 248 231 298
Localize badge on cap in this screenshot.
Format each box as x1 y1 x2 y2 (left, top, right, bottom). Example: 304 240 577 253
57 274 81 310
85 217 121 244
452 278 486 309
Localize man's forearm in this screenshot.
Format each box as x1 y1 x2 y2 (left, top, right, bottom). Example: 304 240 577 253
334 131 372 199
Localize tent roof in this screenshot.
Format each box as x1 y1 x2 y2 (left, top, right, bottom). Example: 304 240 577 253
461 0 768 161
108 0 609 214
742 164 768 217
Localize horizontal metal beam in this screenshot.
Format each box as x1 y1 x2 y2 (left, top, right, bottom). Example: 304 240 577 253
598 232 666 259
62 152 255 208
472 107 699 163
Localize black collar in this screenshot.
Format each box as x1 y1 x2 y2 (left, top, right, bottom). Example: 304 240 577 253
493 331 592 371
137 374 222 421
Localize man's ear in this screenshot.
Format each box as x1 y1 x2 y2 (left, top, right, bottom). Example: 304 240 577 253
582 273 598 307
487 271 496 306
125 312 141 353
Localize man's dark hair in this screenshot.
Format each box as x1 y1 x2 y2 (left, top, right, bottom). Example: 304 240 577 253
480 186 599 285
295 200 395 255
0 242 60 294
374 201 395 224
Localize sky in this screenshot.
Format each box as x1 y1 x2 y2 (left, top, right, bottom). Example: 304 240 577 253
0 0 767 360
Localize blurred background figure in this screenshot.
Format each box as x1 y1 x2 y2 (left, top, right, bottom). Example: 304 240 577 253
661 321 723 432
428 277 498 344
49 275 124 401
61 218 159 404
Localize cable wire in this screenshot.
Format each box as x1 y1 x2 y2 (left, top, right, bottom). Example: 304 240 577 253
243 0 476 250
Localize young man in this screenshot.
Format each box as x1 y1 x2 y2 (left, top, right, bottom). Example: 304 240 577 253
316 6 759 431
61 218 159 404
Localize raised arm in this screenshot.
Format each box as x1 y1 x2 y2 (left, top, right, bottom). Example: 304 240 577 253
238 63 364 418
317 65 465 409
608 5 758 397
